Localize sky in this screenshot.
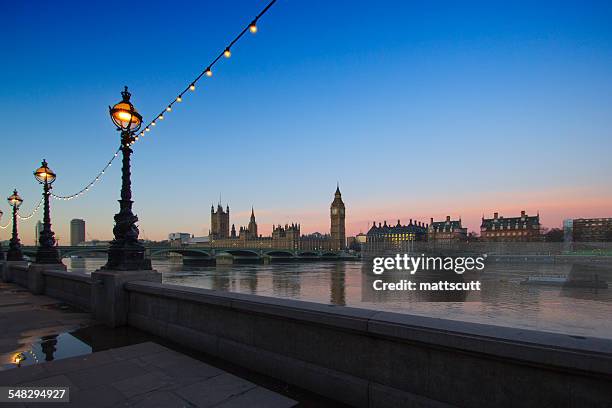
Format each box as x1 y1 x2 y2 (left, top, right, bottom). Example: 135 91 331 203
1 0 611 244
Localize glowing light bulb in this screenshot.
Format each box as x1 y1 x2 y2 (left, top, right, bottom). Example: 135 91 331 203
205 68 212 77
177 95 182 102
166 106 172 112
13 352 26 366
145 127 150 132
116 111 133 121
151 121 156 126
189 84 196 91
249 21 257 33
158 114 164 120
224 48 231 58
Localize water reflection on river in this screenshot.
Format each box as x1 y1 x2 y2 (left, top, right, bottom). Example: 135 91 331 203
66 257 612 339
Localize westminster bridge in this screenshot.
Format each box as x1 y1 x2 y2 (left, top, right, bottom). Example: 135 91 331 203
20 245 356 264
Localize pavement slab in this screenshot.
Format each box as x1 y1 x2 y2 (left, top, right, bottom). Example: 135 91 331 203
1 342 296 407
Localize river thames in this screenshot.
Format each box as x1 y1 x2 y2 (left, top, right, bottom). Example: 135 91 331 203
65 258 612 339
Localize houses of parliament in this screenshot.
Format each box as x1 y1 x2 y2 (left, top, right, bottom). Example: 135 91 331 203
209 186 346 251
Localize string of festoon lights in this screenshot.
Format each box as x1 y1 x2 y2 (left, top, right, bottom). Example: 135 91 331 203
0 197 44 229
130 0 276 146
50 148 120 201
17 197 44 220
48 0 277 201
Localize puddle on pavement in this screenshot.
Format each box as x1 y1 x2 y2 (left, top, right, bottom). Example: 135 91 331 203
0 325 346 406
1 332 91 371
0 325 154 372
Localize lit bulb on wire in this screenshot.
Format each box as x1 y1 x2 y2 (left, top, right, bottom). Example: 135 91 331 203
51 1 277 204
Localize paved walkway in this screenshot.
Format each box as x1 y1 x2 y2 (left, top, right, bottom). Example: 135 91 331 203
0 342 296 407
0 282 296 407
0 282 93 368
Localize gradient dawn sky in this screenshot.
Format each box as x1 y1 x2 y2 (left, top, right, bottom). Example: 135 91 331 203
1 0 611 244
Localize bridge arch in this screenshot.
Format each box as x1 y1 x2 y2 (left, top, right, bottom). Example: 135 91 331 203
60 248 108 259
150 248 212 258
222 249 260 257
265 250 295 257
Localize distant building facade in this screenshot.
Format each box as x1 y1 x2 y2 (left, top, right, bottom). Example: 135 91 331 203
428 216 467 243
169 232 191 244
480 211 541 242
571 218 612 242
234 208 259 240
300 232 332 251
70 219 86 246
35 221 43 246
207 187 346 251
330 185 346 250
210 204 230 239
79 239 109 246
366 219 428 247
346 236 357 249
186 236 210 245
563 219 573 242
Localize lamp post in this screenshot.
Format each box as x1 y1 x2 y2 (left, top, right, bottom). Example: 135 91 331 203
103 86 151 271
34 160 61 264
0 209 4 261
6 190 23 261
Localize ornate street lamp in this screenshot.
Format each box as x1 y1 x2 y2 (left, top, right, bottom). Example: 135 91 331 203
103 86 151 271
6 190 24 261
33 160 62 264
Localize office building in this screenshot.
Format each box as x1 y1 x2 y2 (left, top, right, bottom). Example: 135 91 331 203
70 219 86 246
572 218 612 242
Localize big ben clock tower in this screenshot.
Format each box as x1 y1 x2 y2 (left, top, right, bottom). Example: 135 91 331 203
330 184 346 250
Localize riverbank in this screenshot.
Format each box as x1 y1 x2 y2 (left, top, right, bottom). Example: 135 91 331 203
3 262 612 407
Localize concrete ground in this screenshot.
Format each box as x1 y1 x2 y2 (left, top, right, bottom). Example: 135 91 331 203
0 282 93 368
0 282 296 407
0 342 297 407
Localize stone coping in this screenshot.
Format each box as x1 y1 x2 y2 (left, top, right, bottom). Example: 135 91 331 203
42 269 92 283
125 280 612 376
10 263 29 271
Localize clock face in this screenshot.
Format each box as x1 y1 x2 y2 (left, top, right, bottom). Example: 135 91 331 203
332 208 338 215
340 209 344 216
